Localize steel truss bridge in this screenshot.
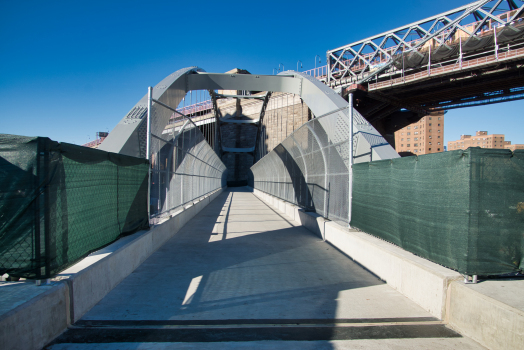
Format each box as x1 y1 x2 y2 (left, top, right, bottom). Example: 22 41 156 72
319 0 524 143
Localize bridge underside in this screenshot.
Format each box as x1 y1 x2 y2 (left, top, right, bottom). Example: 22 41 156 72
347 55 524 147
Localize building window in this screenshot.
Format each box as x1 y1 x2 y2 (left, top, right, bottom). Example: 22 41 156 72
438 142 441 145
429 117 432 120
429 148 432 151
414 126 418 129
438 136 441 138
438 148 441 151
401 138 404 141
407 132 411 135
429 123 432 126
407 127 411 130
438 130 441 133
414 138 418 141
438 117 441 120
429 136 432 139
407 144 410 147
414 132 419 135
429 129 432 132
401 144 404 147
414 143 418 147
429 142 432 145
407 138 410 141
438 124 441 126
414 150 418 153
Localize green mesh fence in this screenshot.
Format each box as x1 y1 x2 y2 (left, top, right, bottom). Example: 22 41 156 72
0 134 149 279
351 148 524 276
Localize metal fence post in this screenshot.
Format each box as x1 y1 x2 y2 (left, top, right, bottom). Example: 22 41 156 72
147 87 152 226
348 93 354 227
494 26 499 60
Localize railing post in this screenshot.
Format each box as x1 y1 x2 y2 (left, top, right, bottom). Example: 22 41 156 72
494 26 499 60
428 44 431 75
459 36 463 69
147 86 152 226
348 93 354 227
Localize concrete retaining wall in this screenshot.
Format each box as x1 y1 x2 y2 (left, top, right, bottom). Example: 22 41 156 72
0 188 224 350
0 283 69 350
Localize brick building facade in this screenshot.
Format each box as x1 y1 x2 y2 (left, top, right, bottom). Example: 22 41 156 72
394 111 445 155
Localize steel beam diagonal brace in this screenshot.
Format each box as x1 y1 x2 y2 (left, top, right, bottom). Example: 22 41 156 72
509 3 524 21
471 1 503 34
253 92 272 162
209 90 223 156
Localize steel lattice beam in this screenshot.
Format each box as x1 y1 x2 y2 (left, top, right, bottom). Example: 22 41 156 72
326 0 524 85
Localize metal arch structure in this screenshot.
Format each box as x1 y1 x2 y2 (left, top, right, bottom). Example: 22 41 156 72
99 67 203 157
326 0 524 85
99 67 399 163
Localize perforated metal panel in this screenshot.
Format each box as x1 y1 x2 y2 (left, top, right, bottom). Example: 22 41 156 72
251 110 352 225
150 102 227 223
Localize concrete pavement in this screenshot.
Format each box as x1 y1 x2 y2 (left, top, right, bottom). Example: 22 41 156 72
49 188 485 348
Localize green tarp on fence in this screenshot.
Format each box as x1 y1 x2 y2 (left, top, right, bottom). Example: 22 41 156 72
0 134 149 279
351 148 524 276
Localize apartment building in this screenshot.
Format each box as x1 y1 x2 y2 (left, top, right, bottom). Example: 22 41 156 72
448 131 524 151
394 111 445 155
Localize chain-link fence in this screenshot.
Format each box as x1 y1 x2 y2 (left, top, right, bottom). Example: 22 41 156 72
351 148 524 276
149 101 227 223
250 110 350 225
0 134 149 279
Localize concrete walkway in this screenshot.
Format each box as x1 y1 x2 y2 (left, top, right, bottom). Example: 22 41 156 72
50 188 485 348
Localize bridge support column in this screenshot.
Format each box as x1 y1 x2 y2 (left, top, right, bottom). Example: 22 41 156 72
147 86 152 226
348 93 354 227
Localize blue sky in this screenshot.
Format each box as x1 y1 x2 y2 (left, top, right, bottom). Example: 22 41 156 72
1 0 523 146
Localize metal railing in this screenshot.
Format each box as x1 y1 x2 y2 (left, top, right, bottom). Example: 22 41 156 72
369 45 524 90
148 90 227 224
302 65 328 79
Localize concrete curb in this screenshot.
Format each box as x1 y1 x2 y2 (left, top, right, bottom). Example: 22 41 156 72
0 188 224 350
447 281 524 350
0 283 69 350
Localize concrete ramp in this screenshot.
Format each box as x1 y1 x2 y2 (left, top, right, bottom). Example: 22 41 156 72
48 188 485 348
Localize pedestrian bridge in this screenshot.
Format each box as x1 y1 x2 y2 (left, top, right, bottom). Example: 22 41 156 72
46 188 481 349
1 67 522 350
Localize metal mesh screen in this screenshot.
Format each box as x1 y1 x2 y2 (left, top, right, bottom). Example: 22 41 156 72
150 103 227 222
351 148 524 276
0 134 149 279
251 112 350 225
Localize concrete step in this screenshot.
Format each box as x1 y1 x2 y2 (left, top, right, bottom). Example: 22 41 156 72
49 317 462 345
